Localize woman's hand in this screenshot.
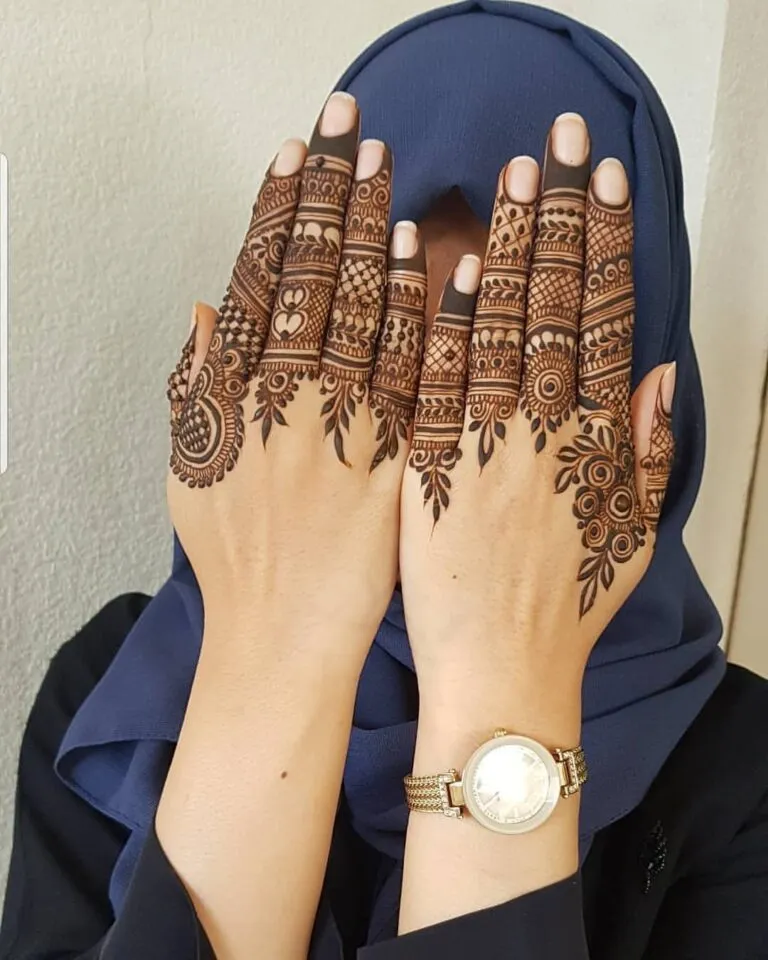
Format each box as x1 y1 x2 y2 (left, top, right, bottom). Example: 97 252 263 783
398 112 675 932
157 92 428 960
166 92 427 675
401 111 674 703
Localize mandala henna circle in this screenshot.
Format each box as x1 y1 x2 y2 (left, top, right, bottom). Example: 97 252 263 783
169 331 248 487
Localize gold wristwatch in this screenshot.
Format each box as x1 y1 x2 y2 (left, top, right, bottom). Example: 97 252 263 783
404 728 587 835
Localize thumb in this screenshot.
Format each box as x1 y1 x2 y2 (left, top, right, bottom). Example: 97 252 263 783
631 362 676 533
188 301 218 386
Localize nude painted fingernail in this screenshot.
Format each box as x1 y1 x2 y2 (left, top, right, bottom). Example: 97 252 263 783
189 302 198 333
272 138 307 176
453 254 482 295
593 158 629 205
660 362 677 416
355 139 386 180
391 221 418 259
319 91 357 137
551 112 590 166
505 156 539 202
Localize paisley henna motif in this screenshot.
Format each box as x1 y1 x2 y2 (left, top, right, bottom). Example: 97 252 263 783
409 281 474 523
468 171 536 469
319 155 392 464
369 242 428 472
254 124 358 444
168 167 301 485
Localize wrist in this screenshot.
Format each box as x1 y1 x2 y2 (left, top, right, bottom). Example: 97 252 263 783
415 673 584 772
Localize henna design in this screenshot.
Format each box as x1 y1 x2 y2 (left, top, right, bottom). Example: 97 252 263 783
167 168 301 486
254 124 358 444
520 146 590 453
319 156 392 464
640 386 675 530
468 172 536 469
168 329 250 487
554 187 644 617
409 281 474 523
369 243 428 471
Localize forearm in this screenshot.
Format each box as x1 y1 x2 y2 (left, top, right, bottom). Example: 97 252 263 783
155 616 361 960
399 667 584 934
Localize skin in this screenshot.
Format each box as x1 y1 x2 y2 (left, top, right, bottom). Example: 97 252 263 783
157 92 674 958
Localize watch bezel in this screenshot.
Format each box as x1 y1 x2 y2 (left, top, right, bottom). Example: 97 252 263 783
462 733 560 835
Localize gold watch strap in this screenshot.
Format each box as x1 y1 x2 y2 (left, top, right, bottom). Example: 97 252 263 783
404 742 588 816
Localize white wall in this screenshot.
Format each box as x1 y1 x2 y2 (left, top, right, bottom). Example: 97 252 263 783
2 0 764 887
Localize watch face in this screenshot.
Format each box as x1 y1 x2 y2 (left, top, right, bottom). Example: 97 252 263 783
463 735 560 835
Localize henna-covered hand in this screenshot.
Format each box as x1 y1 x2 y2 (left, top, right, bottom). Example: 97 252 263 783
401 112 675 692
166 92 427 664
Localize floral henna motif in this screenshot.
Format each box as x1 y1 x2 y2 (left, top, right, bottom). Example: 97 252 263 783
468 175 536 469
167 168 301 486
521 149 589 453
369 246 427 472
555 188 644 616
409 282 474 523
319 160 391 464
168 330 249 487
254 125 358 445
555 416 646 618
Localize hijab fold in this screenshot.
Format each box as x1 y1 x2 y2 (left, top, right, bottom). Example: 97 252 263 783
57 2 725 948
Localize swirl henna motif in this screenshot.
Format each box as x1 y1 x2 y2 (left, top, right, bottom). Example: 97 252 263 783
369 244 428 472
253 125 358 445
167 168 301 486
409 282 475 523
319 159 392 464
468 175 536 469
520 149 589 453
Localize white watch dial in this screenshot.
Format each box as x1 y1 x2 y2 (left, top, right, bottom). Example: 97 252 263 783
463 735 561 835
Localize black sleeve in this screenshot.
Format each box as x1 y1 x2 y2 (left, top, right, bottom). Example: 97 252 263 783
0 593 213 960
643 787 768 960
358 873 588 959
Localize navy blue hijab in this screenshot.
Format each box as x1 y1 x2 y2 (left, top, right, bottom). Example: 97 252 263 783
58 0 725 943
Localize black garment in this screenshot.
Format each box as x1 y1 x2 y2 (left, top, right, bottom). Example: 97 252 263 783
2 596 768 959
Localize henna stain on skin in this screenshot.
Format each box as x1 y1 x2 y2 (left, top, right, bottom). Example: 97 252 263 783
409 279 475 523
468 171 536 469
369 240 428 471
319 151 392 465
168 168 301 486
252 122 359 445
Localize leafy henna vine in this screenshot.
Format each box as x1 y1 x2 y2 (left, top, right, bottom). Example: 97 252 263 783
253 126 358 445
369 245 427 472
167 168 301 486
319 160 392 464
639 387 675 531
519 151 589 453
468 176 536 469
409 282 475 523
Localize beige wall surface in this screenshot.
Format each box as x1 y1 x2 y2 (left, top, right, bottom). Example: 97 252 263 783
1 0 766 885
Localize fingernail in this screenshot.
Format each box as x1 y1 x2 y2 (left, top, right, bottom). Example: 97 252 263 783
505 156 539 203
592 158 628 205
189 302 198 334
391 220 418 259
453 254 482 295
551 112 590 166
355 139 386 180
272 138 307 176
660 362 677 416
319 91 357 137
